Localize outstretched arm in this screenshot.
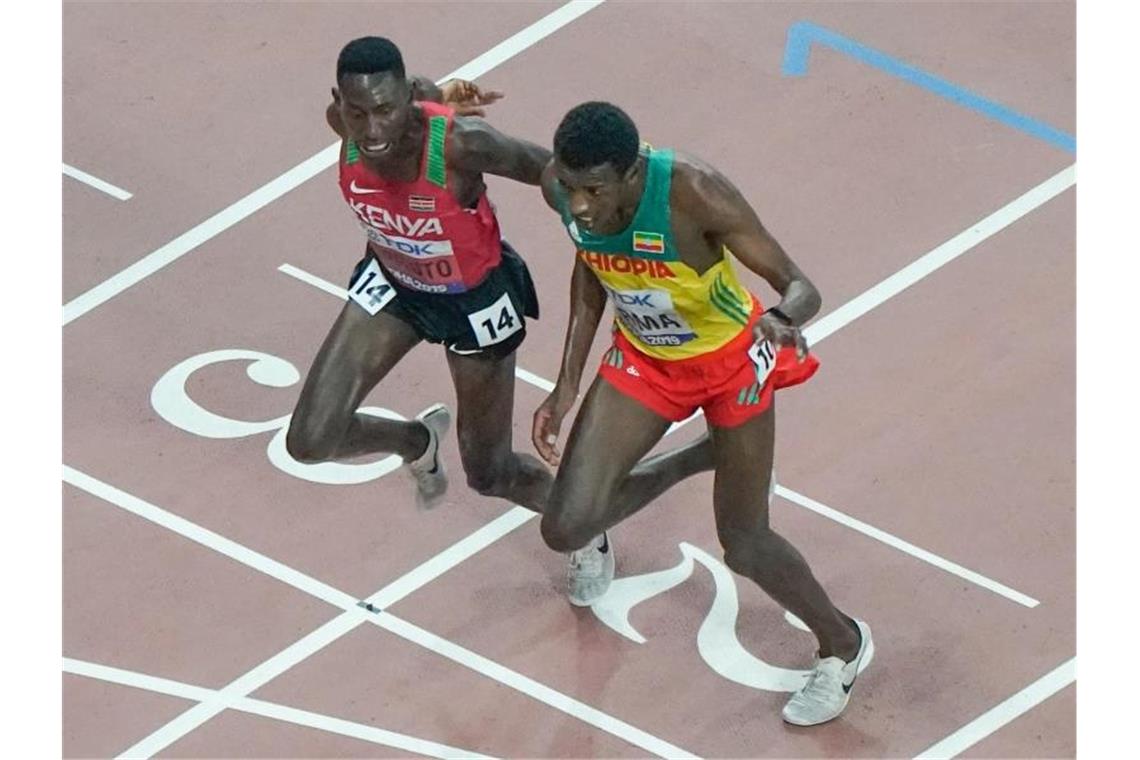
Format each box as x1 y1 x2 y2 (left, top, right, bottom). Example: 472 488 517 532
450 117 553 185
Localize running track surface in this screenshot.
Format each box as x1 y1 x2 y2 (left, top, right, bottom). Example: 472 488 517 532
63 2 1075 757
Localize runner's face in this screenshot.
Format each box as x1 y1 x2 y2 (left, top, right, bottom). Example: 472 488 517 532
554 160 640 236
335 72 414 160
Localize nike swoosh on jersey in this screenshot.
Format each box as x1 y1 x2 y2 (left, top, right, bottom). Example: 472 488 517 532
349 180 385 194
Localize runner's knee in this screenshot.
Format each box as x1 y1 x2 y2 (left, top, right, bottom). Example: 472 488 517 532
285 420 338 464
540 487 601 552
465 466 510 498
460 448 519 497
540 512 596 553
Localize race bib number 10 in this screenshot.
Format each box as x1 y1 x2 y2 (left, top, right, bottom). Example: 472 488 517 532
348 258 397 316
748 338 777 387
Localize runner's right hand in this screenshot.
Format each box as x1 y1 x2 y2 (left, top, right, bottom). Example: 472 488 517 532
532 386 577 466
439 79 505 117
756 312 809 362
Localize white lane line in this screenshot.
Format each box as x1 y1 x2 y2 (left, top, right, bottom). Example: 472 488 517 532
278 263 347 299
776 485 1040 608
445 0 604 82
66 466 682 758
513 366 555 393
277 262 559 395
116 616 363 759
63 465 359 611
61 0 608 327
63 143 337 327
66 658 214 703
63 163 133 200
234 689 496 760
65 658 494 760
363 506 537 609
804 164 1075 345
914 658 1075 759
373 612 698 759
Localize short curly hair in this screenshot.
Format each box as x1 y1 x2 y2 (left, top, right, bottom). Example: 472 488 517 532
554 101 640 174
336 36 405 83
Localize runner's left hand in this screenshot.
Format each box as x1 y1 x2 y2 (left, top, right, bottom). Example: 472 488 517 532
756 313 809 362
439 79 505 117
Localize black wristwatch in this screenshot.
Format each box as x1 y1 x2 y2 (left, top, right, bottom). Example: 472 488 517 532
764 306 795 326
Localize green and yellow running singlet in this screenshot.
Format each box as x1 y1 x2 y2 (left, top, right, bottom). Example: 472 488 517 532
555 146 754 360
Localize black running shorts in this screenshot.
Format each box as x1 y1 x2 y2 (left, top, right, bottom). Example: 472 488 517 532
347 240 540 360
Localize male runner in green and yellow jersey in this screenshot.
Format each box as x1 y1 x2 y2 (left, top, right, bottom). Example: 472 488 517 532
532 102 873 727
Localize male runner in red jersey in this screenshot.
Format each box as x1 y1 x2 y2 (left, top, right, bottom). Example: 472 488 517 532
286 37 553 512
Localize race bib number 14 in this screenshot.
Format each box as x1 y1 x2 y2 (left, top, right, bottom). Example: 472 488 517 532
348 258 397 316
467 293 522 347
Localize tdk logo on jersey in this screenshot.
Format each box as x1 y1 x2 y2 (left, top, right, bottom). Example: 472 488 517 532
350 199 444 237
365 228 454 258
613 292 656 307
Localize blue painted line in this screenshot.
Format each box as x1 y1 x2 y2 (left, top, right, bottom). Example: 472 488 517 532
781 21 1075 154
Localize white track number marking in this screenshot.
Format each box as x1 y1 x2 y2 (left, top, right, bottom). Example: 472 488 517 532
467 293 522 347
348 258 396 316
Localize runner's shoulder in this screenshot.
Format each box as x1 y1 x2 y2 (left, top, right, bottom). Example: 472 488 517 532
668 150 735 222
670 151 731 199
445 115 502 170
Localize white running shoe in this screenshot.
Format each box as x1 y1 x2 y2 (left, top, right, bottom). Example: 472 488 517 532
405 403 451 511
782 619 873 727
567 532 615 606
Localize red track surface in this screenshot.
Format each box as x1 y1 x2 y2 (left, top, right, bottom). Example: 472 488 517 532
63 2 1075 757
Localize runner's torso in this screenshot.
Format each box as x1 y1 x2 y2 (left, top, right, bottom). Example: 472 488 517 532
338 102 502 294
555 146 755 360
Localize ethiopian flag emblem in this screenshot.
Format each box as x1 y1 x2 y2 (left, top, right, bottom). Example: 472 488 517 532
632 231 665 255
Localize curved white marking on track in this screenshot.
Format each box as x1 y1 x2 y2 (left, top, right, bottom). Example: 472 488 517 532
591 548 694 644
151 349 294 439
686 543 812 692
152 349 407 484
